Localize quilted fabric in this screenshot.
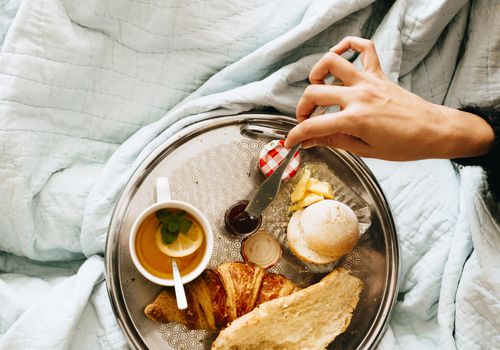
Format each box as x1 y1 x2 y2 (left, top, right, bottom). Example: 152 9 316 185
0 0 499 349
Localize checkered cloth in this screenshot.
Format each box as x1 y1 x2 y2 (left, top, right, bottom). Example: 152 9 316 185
258 140 301 181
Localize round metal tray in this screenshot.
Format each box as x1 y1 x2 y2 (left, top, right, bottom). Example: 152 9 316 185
105 114 399 350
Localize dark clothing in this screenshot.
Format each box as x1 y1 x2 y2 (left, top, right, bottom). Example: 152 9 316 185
453 106 500 200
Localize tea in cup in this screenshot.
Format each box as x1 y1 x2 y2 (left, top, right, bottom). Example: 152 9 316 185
129 177 214 286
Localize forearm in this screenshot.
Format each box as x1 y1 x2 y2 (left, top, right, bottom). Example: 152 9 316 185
433 104 495 159
451 105 499 200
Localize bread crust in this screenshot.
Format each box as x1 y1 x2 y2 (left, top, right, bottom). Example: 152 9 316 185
212 268 363 350
144 262 299 331
203 269 228 329
216 262 265 321
287 210 338 264
256 273 298 305
287 201 359 265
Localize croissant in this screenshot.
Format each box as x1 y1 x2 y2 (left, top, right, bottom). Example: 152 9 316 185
144 262 300 331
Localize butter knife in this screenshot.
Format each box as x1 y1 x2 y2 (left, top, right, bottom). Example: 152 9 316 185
245 143 300 218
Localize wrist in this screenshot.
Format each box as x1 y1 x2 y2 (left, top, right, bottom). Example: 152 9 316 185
436 104 495 159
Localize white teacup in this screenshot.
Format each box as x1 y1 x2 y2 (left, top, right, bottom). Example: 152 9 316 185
129 177 214 286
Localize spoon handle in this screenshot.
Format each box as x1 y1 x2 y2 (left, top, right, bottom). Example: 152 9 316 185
172 259 188 310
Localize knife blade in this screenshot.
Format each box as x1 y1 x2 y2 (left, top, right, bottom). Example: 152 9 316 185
245 143 301 218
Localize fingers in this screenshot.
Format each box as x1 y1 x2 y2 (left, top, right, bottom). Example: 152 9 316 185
301 134 371 155
330 36 381 73
308 37 382 85
285 112 355 148
309 51 361 85
296 84 352 122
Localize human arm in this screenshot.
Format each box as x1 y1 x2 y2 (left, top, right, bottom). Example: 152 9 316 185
284 37 495 161
453 105 500 198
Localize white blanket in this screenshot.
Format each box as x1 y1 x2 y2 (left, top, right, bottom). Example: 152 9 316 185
0 0 499 349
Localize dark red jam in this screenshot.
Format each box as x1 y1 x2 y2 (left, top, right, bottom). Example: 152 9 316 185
224 200 262 237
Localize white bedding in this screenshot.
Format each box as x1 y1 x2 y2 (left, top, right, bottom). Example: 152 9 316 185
0 0 499 349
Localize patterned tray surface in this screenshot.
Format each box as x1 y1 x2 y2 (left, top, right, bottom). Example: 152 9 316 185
106 115 398 350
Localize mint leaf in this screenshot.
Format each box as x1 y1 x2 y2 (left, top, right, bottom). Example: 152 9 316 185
179 219 193 234
168 221 179 233
161 224 178 244
171 216 182 224
156 209 191 243
156 209 173 223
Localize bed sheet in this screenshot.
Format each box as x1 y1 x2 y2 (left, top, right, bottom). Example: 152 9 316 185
0 0 499 349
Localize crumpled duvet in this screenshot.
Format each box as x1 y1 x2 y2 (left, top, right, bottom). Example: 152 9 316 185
0 0 499 349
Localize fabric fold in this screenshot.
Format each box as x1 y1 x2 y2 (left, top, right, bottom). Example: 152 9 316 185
0 0 499 349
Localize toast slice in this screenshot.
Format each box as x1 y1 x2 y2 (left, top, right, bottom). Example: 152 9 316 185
212 268 362 350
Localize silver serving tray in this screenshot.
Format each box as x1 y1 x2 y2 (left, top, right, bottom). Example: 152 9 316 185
105 114 399 350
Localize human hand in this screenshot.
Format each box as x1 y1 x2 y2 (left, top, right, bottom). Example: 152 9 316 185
284 36 494 161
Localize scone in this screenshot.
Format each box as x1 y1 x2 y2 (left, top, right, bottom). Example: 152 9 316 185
287 200 359 264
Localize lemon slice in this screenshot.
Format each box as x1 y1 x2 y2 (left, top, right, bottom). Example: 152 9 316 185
155 221 204 257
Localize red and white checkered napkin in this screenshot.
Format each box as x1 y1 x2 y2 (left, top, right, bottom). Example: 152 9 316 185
258 140 301 181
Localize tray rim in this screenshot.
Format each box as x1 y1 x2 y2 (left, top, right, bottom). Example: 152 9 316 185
104 113 399 350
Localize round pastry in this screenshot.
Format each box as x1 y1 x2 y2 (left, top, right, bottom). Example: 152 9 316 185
287 200 360 264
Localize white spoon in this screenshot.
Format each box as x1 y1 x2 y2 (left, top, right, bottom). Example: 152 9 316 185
171 259 187 310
